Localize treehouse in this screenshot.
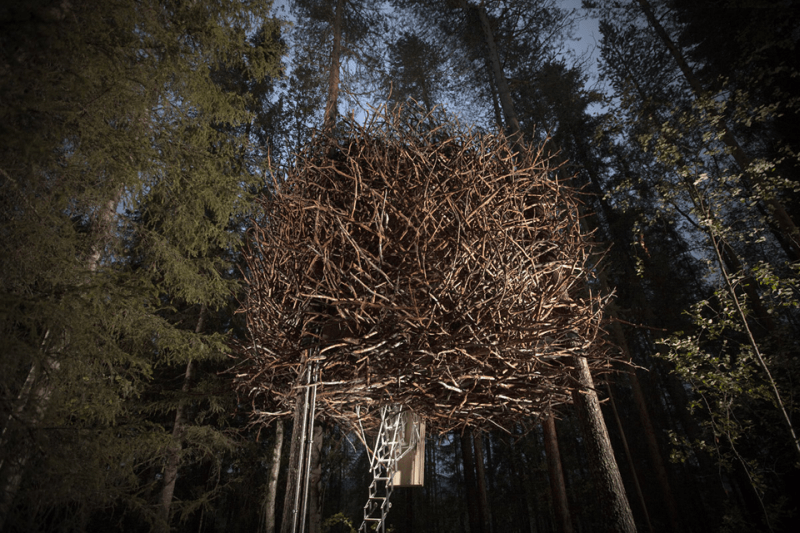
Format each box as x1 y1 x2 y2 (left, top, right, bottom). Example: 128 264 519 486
234 107 613 531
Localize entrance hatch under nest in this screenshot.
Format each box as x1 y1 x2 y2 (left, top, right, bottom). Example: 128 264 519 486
234 108 612 434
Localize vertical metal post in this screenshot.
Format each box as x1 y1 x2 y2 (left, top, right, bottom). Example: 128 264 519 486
290 364 312 533
298 363 319 533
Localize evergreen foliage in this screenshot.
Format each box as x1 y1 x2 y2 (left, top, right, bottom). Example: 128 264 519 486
1 0 284 530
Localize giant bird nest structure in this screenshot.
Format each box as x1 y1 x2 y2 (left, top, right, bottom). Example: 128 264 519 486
235 108 612 434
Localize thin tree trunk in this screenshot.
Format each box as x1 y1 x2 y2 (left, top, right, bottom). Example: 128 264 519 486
634 0 800 260
630 371 682 532
542 416 573 533
571 355 637 533
323 0 345 133
264 420 284 533
467 1 522 147
519 440 539 533
508 429 538 533
472 430 493 533
484 59 503 130
158 307 205 531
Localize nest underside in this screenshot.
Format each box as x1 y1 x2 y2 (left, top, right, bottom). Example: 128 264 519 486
235 109 613 434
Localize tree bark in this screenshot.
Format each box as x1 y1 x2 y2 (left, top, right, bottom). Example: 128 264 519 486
571 355 637 533
428 436 440 533
542 416 573 533
510 431 539 533
264 420 284 533
323 0 345 133
628 373 682 532
468 1 522 148
158 307 205 532
0 355 60 531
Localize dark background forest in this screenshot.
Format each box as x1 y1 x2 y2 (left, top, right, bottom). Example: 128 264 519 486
2 0 800 532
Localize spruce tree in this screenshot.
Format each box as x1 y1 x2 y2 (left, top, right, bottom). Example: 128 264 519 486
0 1 284 530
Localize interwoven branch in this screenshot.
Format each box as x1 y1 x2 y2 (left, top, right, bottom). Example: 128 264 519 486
234 108 612 433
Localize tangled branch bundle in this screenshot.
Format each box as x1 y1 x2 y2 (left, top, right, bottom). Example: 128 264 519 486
235 109 610 433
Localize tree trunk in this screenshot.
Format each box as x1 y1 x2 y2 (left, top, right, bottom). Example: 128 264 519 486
158 307 205 531
264 420 284 533
542 416 573 533
406 487 415 533
571 355 637 533
157 359 196 531
467 1 522 147
628 371 681 532
460 432 484 533
323 0 345 132
473 430 493 533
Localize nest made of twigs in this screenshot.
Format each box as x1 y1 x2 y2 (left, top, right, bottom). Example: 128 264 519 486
234 107 611 434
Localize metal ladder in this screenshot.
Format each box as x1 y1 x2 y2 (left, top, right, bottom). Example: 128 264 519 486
359 406 404 533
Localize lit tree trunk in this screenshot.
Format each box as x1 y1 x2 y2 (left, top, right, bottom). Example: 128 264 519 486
158 307 205 532
323 0 345 132
264 420 284 533
571 355 637 533
634 0 800 260
542 416 573 533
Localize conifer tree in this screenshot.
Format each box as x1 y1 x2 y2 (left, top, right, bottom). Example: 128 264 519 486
0 1 284 530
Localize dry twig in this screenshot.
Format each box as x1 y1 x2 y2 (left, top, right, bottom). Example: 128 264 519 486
233 107 613 433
